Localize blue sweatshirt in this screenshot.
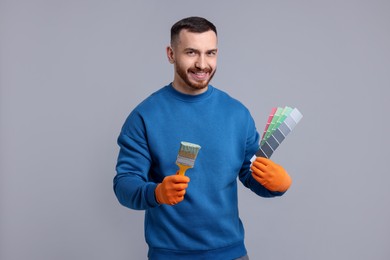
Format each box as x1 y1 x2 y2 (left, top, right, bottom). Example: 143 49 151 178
114 84 283 259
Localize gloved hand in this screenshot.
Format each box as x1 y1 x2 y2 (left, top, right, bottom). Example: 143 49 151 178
155 175 190 205
251 157 292 192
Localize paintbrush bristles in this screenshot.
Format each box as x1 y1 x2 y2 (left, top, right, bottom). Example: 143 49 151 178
176 141 201 167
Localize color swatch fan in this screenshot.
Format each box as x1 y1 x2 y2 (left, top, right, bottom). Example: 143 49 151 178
255 106 303 158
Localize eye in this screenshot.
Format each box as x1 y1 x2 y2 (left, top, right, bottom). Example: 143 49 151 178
186 50 196 56
207 50 217 56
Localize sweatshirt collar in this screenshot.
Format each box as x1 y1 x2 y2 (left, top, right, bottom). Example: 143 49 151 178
166 83 214 102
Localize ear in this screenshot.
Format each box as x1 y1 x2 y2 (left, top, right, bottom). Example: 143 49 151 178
166 46 175 64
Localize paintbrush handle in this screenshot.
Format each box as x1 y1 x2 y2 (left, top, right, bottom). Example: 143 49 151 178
176 164 191 176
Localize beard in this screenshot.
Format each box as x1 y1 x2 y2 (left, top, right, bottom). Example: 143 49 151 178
175 62 216 90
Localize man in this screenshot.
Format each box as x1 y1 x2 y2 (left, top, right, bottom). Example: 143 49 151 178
113 16 292 260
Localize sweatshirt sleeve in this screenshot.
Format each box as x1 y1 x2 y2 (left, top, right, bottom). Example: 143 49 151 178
113 111 160 210
238 113 285 198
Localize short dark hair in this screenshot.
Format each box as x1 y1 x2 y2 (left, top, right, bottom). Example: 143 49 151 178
170 16 217 45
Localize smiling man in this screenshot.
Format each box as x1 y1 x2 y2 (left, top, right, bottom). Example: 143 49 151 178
114 16 292 260
167 22 217 94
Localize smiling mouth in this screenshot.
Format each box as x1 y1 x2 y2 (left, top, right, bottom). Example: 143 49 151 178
190 70 210 81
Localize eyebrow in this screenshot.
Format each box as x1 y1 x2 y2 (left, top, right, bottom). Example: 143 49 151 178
184 48 218 53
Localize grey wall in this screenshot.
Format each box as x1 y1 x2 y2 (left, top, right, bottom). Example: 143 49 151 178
1 1 389 259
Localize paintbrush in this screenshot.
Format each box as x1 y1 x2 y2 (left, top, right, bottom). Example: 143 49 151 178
176 141 201 176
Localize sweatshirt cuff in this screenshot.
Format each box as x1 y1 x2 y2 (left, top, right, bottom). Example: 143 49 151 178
145 182 160 208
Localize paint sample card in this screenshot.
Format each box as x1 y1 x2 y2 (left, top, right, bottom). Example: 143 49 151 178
261 107 277 140
256 107 303 158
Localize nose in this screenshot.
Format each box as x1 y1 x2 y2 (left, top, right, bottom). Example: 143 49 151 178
195 55 206 70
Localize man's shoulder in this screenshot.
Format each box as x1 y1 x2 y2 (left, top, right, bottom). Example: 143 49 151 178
211 86 249 110
135 85 170 108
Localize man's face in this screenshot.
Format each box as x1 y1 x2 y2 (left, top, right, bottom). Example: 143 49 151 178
168 29 218 94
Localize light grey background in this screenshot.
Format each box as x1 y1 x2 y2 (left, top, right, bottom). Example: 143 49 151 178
1 1 389 259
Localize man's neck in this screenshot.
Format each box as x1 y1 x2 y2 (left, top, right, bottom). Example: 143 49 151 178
171 81 208 96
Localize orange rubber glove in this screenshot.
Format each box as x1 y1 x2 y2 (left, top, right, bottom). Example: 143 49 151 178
155 175 190 205
251 157 292 192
